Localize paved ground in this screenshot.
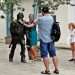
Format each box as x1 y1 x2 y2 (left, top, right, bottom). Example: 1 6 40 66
0 44 75 75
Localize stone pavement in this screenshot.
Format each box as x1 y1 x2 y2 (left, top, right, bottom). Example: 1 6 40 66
0 44 75 75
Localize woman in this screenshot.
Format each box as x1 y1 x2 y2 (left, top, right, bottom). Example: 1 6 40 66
68 23 75 61
25 14 38 60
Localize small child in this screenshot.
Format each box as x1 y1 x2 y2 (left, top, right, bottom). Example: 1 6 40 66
68 23 75 61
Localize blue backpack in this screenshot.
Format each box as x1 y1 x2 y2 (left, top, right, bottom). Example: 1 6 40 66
51 16 61 42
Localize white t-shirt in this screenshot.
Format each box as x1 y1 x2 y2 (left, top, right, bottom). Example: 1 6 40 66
70 29 75 43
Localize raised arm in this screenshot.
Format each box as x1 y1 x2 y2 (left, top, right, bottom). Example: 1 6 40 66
19 20 37 27
24 23 35 27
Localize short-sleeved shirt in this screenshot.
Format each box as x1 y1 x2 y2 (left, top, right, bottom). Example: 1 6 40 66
38 14 54 43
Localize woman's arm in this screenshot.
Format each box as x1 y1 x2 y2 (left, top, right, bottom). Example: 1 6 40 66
24 19 38 27
24 23 35 27
19 20 36 27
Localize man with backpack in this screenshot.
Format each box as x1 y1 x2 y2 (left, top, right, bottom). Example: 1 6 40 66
37 7 59 74
9 12 26 63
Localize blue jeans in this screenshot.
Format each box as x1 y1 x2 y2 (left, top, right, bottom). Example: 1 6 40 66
40 40 56 58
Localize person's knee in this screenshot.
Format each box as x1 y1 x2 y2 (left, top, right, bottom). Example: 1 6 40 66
48 42 56 57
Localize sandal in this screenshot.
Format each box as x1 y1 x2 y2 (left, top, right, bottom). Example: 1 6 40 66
41 70 51 74
53 70 59 74
68 59 74 61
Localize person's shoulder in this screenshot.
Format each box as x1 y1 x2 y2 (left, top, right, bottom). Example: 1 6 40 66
49 15 54 21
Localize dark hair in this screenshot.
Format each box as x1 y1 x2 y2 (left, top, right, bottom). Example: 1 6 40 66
17 12 24 20
42 7 49 13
